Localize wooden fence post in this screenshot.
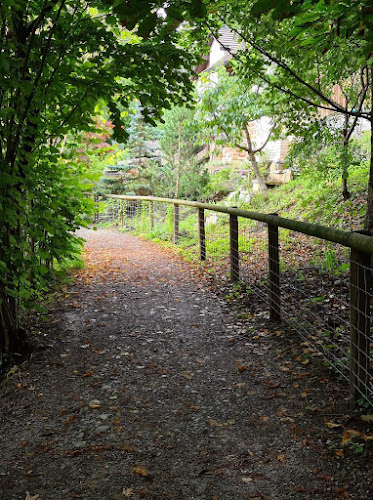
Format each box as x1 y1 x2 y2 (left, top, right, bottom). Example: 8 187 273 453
173 203 179 244
198 208 206 261
230 212 239 282
350 246 371 402
268 217 281 322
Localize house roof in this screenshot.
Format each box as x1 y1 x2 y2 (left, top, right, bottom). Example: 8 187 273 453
194 27 241 75
217 27 240 55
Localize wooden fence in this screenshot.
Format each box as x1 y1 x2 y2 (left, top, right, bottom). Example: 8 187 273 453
101 194 373 406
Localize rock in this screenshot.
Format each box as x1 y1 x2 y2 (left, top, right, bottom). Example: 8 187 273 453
73 441 87 448
94 425 110 435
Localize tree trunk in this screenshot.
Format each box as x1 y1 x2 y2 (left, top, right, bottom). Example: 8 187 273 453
175 118 182 198
364 118 373 233
0 288 22 355
342 115 351 200
244 128 268 197
341 175 350 201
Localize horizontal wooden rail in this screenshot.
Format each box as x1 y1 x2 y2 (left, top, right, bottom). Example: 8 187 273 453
105 195 373 254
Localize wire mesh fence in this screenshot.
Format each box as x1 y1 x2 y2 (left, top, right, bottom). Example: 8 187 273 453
96 195 373 406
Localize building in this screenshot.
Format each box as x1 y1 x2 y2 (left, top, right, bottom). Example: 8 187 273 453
195 27 292 190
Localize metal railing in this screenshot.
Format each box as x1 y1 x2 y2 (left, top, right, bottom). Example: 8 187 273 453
98 194 373 406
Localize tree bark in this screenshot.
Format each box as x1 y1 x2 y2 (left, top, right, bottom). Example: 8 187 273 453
175 117 182 198
341 114 351 201
0 288 21 355
244 127 268 197
364 69 373 233
364 117 373 233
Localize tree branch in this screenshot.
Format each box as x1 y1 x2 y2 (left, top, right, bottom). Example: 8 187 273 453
253 123 275 153
206 19 371 120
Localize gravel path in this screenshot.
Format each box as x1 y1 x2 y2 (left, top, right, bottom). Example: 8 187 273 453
0 228 371 500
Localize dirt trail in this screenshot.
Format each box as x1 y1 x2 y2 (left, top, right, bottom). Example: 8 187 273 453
0 228 371 500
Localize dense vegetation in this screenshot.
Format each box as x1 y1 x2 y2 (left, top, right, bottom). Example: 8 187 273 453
1 0 372 362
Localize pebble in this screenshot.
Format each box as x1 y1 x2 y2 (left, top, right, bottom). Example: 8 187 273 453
73 441 87 448
94 426 110 435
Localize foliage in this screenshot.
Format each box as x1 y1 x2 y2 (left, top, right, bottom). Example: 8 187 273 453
195 67 285 195
159 105 208 198
202 166 244 201
0 0 203 354
197 67 281 146
202 0 373 219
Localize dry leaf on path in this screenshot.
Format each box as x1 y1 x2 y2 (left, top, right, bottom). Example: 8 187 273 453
133 465 149 477
207 419 235 427
88 400 102 409
25 494 40 500
122 487 134 497
361 415 373 423
325 420 341 429
342 429 362 445
242 477 253 483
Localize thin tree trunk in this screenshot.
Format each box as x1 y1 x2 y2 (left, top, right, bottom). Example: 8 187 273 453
0 288 20 355
364 69 373 233
244 127 268 197
341 112 351 200
364 118 373 233
175 118 182 198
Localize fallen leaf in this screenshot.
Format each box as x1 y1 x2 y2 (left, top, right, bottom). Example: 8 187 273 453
335 449 344 458
242 476 253 483
293 486 306 492
120 444 136 453
277 454 287 463
301 391 308 398
361 415 373 423
122 487 134 497
325 420 341 429
207 419 235 427
342 429 362 445
182 371 195 379
133 465 149 477
88 400 102 409
25 494 40 500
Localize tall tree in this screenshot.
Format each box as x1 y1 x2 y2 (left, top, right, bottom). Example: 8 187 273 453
159 106 201 198
202 0 373 225
0 0 202 356
196 67 284 197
